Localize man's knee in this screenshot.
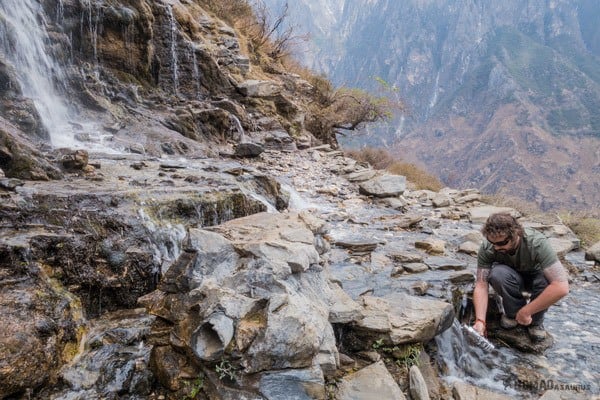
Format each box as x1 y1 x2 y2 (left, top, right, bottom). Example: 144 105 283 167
489 264 521 287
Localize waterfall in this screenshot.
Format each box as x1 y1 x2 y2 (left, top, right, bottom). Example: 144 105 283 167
429 71 440 109
81 0 101 73
190 43 202 99
165 5 180 95
0 0 71 146
56 0 65 24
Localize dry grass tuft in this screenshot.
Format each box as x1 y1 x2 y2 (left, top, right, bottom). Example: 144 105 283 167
481 194 547 220
344 147 395 170
344 147 443 191
386 162 443 191
558 211 600 248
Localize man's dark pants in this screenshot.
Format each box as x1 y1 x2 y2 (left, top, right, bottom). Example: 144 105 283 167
488 263 549 325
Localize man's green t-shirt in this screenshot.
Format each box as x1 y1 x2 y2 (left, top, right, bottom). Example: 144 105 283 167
477 227 558 273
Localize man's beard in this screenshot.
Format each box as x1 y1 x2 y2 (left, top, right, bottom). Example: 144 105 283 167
497 247 518 256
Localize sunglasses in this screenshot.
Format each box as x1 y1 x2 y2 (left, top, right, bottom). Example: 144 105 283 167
488 236 511 246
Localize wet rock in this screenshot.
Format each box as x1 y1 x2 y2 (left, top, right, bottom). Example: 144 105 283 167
60 149 89 170
0 120 62 180
0 243 83 398
389 250 424 263
334 239 379 253
259 366 325 400
0 178 24 191
403 262 429 273
149 346 194 391
425 256 468 271
490 327 554 354
449 270 475 283
56 309 155 398
336 361 406 400
415 351 443 399
235 141 264 157
358 174 407 197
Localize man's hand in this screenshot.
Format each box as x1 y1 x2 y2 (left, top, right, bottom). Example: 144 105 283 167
473 319 486 336
516 307 533 326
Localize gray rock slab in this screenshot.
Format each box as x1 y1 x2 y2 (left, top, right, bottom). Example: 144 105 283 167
469 206 520 224
259 366 325 400
403 263 429 273
424 256 467 271
346 169 377 182
358 174 407 198
336 361 406 400
409 365 430 400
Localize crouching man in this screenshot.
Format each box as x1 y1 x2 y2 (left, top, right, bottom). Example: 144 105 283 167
472 213 569 341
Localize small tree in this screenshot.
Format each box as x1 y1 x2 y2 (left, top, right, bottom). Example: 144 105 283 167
306 79 403 146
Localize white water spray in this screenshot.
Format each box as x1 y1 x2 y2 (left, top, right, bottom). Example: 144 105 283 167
0 0 71 146
435 320 519 396
1 0 121 153
165 5 180 95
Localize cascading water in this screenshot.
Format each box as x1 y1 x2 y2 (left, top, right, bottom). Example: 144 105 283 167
1 0 121 152
189 42 202 99
0 0 71 146
165 4 180 95
435 319 520 396
81 0 101 72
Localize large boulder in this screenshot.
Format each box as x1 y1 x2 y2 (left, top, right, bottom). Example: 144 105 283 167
0 119 62 180
354 293 455 345
359 174 407 198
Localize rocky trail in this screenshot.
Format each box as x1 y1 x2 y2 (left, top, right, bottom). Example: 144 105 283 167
1 145 598 399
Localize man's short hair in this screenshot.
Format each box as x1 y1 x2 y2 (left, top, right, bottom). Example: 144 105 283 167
481 212 524 239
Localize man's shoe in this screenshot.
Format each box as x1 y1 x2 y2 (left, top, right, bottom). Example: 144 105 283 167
528 323 547 342
500 315 518 329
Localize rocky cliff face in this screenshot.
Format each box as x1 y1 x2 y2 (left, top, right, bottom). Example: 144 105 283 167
0 0 320 180
262 0 600 210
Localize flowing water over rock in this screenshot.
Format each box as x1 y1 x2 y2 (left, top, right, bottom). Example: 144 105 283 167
0 0 117 150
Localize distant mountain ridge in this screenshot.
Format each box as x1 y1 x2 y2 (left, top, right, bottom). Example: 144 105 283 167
262 0 600 210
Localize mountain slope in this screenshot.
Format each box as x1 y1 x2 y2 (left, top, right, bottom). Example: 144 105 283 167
262 0 600 210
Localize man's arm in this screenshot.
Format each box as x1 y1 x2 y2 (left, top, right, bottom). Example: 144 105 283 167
472 267 490 335
515 261 569 325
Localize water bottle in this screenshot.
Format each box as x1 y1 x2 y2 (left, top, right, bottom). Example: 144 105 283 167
462 324 495 351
